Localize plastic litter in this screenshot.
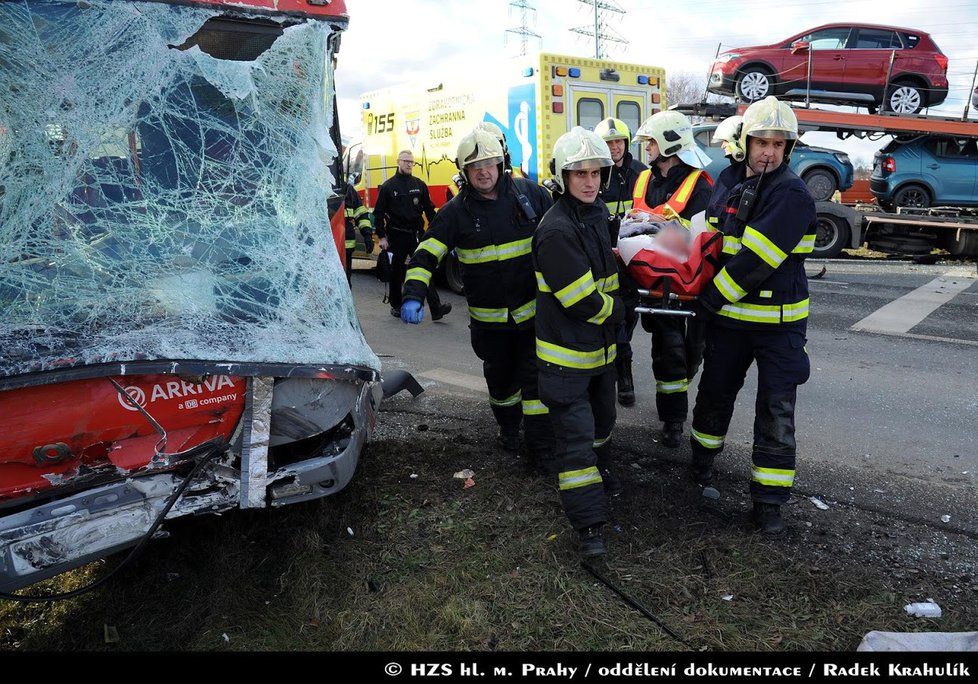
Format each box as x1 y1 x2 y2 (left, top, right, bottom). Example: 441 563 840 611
941 515 951 523
463 477 476 490
810 496 830 511
721 594 734 601
702 487 720 500
346 527 355 537
858 630 978 651
904 601 942 618
454 469 475 479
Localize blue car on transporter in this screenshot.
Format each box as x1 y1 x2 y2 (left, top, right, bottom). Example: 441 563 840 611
692 123 855 201
871 136 978 210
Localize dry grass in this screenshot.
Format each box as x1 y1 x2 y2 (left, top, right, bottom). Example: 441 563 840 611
1 397 974 651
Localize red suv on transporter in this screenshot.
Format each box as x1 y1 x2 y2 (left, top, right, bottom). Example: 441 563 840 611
707 23 949 115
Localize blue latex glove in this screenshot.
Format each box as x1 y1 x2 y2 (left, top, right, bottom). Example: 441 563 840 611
401 299 424 324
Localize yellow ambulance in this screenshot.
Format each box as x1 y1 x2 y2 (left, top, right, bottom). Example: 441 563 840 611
346 52 666 210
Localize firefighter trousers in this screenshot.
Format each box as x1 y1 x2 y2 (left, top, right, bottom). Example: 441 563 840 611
647 313 706 424
690 324 810 504
538 367 616 531
388 230 443 311
470 326 553 457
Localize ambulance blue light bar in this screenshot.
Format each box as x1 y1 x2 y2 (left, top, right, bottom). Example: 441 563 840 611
523 67 535 77
637 75 649 85
362 102 370 109
568 68 581 78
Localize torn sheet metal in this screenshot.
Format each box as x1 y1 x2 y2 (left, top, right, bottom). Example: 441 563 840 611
239 376 273 509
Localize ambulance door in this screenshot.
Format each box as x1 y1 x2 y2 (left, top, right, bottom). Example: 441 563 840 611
568 86 608 132
611 93 645 163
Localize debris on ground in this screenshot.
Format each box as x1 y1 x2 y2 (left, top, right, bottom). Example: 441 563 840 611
463 477 476 490
103 625 119 644
454 469 475 479
347 527 355 537
904 601 942 618
810 496 830 511
941 515 951 523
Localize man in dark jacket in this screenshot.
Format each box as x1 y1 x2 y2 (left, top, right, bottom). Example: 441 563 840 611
690 96 817 536
401 129 553 461
374 150 450 319
631 110 714 449
594 118 646 407
533 127 624 558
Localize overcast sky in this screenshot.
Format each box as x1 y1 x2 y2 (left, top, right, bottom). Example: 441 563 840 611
335 0 978 166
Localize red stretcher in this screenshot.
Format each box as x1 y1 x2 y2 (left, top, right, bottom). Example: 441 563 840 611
618 229 723 318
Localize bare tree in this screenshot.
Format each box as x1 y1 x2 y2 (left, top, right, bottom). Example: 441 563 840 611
665 72 704 108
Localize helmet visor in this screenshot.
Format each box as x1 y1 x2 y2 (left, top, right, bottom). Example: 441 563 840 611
465 156 504 170
563 157 612 171
748 128 798 141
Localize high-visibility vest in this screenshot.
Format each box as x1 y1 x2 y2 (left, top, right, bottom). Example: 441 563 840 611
631 168 712 217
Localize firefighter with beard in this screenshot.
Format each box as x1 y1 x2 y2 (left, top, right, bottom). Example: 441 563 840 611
401 129 554 464
533 127 624 558
631 110 714 449
594 117 646 408
689 96 816 535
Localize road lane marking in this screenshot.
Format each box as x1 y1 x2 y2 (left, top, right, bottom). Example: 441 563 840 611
855 329 978 348
850 273 976 335
419 368 487 394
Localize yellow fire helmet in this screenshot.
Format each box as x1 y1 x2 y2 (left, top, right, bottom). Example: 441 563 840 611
712 115 745 162
738 96 798 159
455 128 505 172
550 126 613 192
635 110 712 168
594 117 631 145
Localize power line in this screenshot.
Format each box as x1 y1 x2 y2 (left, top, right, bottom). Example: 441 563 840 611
569 0 628 59
505 0 542 57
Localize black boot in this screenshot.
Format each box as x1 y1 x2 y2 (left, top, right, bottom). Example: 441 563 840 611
616 358 635 407
599 465 623 497
690 454 714 485
431 302 452 321
661 421 683 449
751 502 786 536
578 525 607 557
496 430 520 454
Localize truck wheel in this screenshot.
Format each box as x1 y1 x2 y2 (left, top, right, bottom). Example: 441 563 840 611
948 230 978 257
736 67 773 103
802 169 838 202
813 214 850 259
444 252 465 295
892 184 930 209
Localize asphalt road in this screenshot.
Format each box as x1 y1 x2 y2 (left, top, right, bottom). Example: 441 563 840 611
351 258 978 531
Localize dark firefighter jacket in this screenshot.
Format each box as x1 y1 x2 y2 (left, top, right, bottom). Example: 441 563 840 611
404 175 553 328
373 173 436 238
533 194 624 375
599 151 646 219
699 162 817 331
632 162 713 221
343 185 371 249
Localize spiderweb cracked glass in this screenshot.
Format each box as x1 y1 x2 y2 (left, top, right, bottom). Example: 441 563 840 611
0 0 378 378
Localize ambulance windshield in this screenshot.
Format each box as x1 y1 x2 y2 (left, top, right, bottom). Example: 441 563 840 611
0 0 378 378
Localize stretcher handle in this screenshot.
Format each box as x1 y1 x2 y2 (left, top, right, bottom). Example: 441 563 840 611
636 289 697 303
635 306 696 318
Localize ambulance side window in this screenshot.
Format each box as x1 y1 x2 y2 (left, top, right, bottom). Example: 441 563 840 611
616 101 641 160
577 98 604 131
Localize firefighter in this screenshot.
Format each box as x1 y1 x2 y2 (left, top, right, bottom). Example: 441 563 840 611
594 117 646 408
475 121 521 177
401 129 554 461
374 150 452 320
533 126 624 557
343 183 373 286
632 110 714 449
689 96 817 535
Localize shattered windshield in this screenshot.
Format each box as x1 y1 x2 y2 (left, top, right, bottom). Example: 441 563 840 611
0 0 378 378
